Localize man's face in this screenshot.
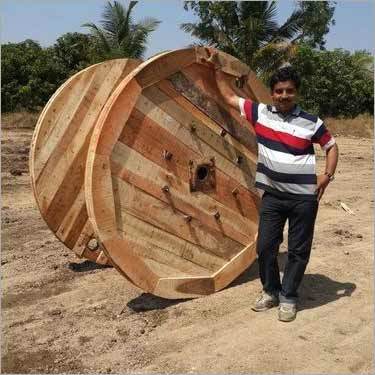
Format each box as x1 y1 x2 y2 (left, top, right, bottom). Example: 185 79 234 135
271 80 298 114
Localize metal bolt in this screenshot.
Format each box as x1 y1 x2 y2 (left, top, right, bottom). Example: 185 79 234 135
163 150 173 160
162 185 170 193
184 215 192 223
190 122 197 132
232 187 239 196
214 211 220 220
235 75 246 89
87 238 99 251
220 129 227 137
236 155 243 165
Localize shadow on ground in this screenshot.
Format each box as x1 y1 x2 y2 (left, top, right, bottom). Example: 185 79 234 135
67 260 112 272
127 293 191 312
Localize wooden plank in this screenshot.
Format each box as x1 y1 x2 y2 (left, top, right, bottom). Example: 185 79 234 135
103 237 159 293
32 67 97 180
135 49 196 88
36 60 130 194
213 239 257 291
55 186 88 248
146 83 257 166
110 141 257 244
119 224 215 276
175 64 259 151
195 47 272 104
85 154 118 242
153 276 215 299
195 46 250 78
156 79 258 163
111 160 249 257
93 78 142 156
135 93 258 195
113 175 240 264
119 107 259 224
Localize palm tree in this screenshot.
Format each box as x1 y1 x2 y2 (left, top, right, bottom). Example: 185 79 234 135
182 1 335 78
82 1 160 60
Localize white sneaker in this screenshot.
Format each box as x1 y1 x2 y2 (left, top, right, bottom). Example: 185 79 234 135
278 302 297 322
252 292 279 312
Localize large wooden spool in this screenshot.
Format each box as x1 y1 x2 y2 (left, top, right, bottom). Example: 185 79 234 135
30 58 141 264
85 47 272 298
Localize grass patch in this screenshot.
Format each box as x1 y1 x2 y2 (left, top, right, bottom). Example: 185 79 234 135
325 114 373 138
1 111 41 129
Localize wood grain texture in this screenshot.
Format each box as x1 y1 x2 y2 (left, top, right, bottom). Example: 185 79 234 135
86 48 270 298
30 58 141 264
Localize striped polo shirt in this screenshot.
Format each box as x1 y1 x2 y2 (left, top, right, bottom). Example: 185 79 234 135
239 98 336 200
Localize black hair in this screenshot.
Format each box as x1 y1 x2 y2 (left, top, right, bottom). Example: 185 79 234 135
269 66 301 91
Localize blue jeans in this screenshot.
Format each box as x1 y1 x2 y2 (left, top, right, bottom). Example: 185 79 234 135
256 191 319 304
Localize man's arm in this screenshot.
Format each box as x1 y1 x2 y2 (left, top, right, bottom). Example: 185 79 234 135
316 143 339 200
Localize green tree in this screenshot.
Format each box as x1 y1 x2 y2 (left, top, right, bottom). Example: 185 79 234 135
291 45 374 117
2 40 66 112
52 32 96 75
82 0 160 61
181 1 335 74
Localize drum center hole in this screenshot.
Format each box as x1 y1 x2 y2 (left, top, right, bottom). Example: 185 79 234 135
197 165 209 181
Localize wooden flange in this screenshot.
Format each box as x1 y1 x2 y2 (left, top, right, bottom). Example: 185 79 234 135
85 48 272 297
29 58 141 264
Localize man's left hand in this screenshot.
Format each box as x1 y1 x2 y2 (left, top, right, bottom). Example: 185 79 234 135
316 174 330 201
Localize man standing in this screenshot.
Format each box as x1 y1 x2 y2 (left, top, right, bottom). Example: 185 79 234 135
211 56 339 322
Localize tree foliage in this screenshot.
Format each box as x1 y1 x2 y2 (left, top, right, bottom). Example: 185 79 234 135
82 0 160 60
1 40 67 112
182 1 336 73
291 45 373 117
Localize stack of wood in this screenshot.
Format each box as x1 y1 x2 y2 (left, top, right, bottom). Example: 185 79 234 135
30 47 272 299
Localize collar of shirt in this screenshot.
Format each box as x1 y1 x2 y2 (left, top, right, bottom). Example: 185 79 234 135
267 104 302 117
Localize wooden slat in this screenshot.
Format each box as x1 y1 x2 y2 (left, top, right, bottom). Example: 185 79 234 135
175 64 259 151
86 154 118 242
146 83 257 166
103 237 159 293
55 186 87 248
110 141 256 244
93 78 142 156
113 175 240 263
153 276 215 299
36 60 130 198
135 93 257 195
111 160 248 257
118 216 220 275
119 107 259 223
32 67 98 180
156 79 258 163
213 239 257 291
135 49 196 88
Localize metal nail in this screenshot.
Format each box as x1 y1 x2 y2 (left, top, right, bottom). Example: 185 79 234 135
232 187 239 196
220 129 227 137
184 215 192 223
162 185 170 193
236 155 243 165
163 150 173 160
214 211 220 220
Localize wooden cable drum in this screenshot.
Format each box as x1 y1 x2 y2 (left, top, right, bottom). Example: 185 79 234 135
85 48 272 298
29 58 141 265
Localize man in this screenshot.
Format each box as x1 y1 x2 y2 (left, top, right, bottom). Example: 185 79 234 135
211 56 339 322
